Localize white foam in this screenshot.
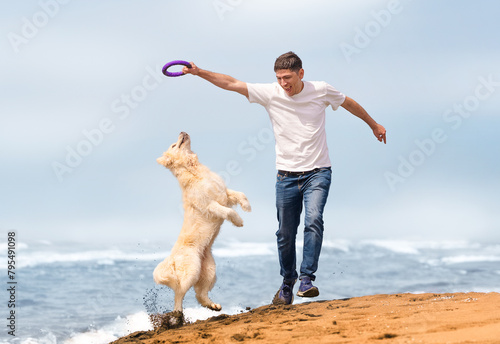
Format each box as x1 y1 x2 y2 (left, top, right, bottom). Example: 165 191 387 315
362 240 421 254
17 249 168 269
361 240 482 255
213 241 275 257
441 255 500 264
13 332 58 344
322 239 351 252
0 241 29 250
183 305 245 323
64 312 153 344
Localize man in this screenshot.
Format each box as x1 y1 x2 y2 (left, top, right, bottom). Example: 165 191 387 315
182 52 386 305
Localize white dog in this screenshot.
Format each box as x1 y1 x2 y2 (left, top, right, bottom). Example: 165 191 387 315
153 132 251 312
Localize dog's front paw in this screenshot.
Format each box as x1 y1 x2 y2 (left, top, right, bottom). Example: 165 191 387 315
228 210 244 227
241 200 251 212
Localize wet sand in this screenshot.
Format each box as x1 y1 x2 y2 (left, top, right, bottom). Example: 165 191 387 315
111 292 500 343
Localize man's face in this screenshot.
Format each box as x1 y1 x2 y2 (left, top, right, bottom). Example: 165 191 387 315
275 68 304 97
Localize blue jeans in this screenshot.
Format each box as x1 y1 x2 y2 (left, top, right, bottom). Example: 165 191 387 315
275 167 332 283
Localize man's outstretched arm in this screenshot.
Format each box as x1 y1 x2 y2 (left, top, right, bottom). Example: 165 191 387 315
341 96 387 144
183 62 249 98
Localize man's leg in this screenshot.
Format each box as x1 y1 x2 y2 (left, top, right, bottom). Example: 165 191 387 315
273 172 302 305
299 168 331 286
275 172 302 282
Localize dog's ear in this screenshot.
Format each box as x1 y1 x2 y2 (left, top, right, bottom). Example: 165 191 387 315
157 155 172 168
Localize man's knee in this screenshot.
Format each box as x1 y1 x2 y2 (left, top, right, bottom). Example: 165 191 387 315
304 208 324 228
276 227 297 243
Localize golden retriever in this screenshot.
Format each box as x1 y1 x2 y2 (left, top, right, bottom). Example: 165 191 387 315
153 132 251 312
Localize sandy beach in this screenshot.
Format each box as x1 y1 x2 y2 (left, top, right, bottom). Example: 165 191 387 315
111 292 500 343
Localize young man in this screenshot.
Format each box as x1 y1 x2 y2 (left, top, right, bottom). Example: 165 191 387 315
182 52 386 305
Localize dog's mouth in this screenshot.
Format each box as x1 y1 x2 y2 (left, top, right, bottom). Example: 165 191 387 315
177 132 190 149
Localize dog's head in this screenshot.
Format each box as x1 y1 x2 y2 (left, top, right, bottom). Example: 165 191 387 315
157 132 199 173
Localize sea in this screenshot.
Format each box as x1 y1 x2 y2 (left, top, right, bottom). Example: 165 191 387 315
2 238 500 344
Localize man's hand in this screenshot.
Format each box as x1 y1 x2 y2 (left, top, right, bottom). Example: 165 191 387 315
183 62 199 75
373 123 387 144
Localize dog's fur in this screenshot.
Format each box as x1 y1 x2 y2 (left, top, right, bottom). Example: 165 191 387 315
153 132 251 312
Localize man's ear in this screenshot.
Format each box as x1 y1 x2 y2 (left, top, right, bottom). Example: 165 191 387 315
299 68 304 79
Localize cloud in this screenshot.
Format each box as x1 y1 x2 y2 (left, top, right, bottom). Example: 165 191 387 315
2 1 500 245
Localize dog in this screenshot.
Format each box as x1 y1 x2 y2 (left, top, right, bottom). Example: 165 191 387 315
153 132 251 312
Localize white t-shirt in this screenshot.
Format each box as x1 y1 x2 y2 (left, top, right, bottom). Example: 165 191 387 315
247 81 346 171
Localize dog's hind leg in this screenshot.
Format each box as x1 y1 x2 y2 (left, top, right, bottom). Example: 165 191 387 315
170 254 202 312
194 249 221 311
173 288 188 312
173 271 200 312
226 189 252 212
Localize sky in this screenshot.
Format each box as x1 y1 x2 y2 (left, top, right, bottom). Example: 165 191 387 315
1 0 499 247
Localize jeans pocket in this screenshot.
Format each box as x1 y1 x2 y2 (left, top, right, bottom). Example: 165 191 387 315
277 173 285 182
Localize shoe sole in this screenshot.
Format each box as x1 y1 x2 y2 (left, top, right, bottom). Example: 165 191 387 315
297 287 319 298
272 290 294 305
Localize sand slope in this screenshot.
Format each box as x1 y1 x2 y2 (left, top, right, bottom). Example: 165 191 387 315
111 292 500 343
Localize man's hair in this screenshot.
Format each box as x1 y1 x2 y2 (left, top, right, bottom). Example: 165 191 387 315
274 51 302 72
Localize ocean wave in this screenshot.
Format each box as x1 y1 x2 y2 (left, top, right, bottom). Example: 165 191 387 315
441 255 500 264
17 241 277 268
213 241 275 257
361 240 421 254
0 241 29 249
360 240 482 255
320 239 351 252
64 312 152 344
17 249 167 269
15 239 499 269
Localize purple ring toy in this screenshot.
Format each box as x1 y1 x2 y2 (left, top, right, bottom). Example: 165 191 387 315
162 60 192 77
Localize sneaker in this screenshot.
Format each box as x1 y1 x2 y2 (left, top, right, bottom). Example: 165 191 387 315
296 276 319 297
272 280 295 305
